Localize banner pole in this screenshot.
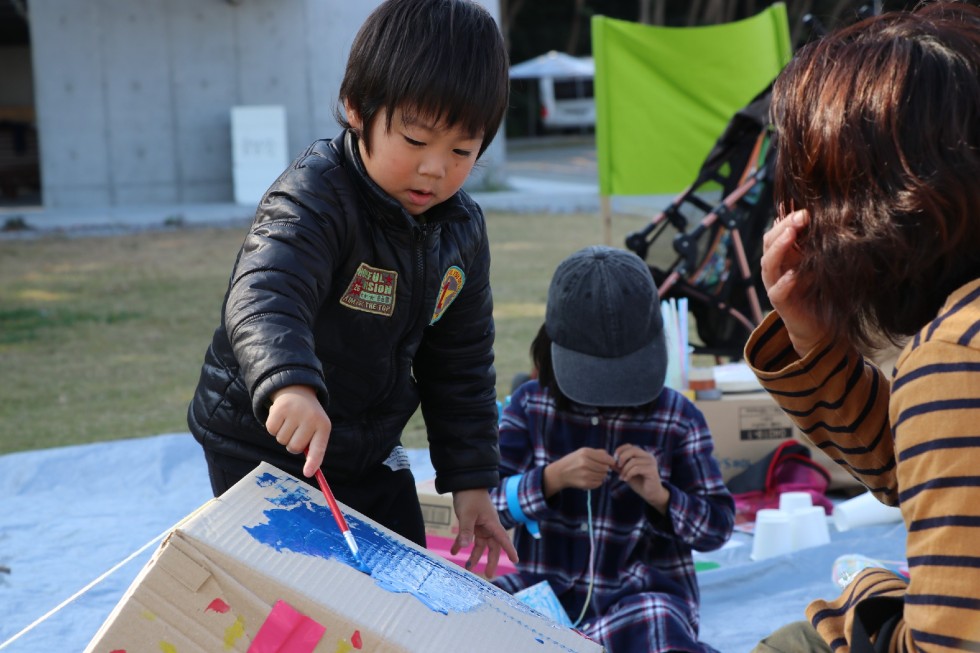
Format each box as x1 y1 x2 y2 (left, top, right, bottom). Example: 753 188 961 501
601 195 612 245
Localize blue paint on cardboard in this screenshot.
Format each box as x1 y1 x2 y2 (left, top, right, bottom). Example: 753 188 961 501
243 472 496 615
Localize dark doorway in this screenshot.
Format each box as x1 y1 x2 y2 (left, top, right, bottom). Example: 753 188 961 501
0 0 41 207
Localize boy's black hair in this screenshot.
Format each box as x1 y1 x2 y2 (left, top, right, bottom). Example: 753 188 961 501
335 0 509 158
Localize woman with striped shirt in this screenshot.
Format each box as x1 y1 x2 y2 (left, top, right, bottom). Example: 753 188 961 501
745 3 980 652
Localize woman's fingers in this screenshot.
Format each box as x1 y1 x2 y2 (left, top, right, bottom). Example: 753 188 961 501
761 209 808 297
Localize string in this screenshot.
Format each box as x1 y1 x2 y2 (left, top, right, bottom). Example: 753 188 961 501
0 525 173 650
572 488 596 628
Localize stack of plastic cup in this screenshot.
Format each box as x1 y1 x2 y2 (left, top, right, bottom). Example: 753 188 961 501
751 492 831 561
780 491 831 551
779 491 814 513
789 506 832 551
751 509 794 560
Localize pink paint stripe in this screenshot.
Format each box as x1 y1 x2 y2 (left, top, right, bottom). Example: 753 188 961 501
247 600 326 653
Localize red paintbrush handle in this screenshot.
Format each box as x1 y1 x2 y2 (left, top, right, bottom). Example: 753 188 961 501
304 449 363 565
313 468 350 533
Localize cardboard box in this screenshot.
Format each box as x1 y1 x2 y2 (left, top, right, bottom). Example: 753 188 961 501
696 391 859 490
86 462 602 653
416 477 457 539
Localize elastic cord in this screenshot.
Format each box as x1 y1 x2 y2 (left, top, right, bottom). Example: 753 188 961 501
0 525 173 650
572 489 596 628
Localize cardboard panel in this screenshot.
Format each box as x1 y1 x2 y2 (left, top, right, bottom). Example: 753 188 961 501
86 462 602 653
416 477 457 539
697 392 860 490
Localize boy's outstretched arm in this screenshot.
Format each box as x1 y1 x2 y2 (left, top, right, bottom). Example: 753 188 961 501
266 385 332 478
451 488 519 579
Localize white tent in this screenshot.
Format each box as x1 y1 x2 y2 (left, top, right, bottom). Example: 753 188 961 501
509 50 594 79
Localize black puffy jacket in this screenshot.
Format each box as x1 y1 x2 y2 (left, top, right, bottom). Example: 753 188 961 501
187 131 499 494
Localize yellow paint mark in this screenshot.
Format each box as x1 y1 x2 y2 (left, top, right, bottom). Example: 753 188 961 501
224 615 247 650
159 642 177 653
141 610 157 621
334 641 354 653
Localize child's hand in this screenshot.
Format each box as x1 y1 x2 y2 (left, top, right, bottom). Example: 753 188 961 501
451 489 519 578
761 209 829 357
265 385 332 478
544 447 616 497
614 444 670 513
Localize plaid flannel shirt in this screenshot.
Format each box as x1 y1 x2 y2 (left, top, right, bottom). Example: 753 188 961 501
491 381 735 653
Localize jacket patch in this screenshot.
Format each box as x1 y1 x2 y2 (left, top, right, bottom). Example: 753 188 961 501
431 266 465 325
339 263 397 317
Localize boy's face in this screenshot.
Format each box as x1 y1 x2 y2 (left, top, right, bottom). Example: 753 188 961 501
348 105 483 216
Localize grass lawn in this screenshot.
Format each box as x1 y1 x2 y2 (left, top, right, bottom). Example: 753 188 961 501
0 211 671 455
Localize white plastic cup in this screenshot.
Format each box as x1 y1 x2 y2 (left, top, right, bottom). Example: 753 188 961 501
779 491 813 513
790 505 831 551
751 509 794 561
833 491 903 532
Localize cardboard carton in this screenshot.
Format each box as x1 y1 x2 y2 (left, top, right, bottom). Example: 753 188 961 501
416 477 457 539
696 391 859 490
86 462 602 653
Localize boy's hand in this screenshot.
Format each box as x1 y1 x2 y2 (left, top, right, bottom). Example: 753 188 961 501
451 489 519 578
614 444 670 513
265 385 332 478
544 447 616 497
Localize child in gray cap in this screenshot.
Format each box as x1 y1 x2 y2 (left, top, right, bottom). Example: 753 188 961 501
491 245 734 653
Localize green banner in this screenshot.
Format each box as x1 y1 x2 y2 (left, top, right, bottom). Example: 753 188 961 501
593 4 792 196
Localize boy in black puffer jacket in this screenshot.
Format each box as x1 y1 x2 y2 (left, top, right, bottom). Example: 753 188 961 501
187 0 516 576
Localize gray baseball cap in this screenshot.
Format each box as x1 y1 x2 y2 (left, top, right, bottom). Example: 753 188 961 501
546 245 668 407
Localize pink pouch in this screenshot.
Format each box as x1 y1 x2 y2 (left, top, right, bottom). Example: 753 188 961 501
726 440 833 524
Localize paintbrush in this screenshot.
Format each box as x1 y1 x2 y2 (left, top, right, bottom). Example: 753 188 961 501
305 449 366 571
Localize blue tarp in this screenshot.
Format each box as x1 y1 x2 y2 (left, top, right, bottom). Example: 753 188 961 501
0 433 906 652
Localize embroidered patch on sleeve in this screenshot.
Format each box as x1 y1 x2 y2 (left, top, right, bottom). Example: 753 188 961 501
339 263 397 317
430 265 465 325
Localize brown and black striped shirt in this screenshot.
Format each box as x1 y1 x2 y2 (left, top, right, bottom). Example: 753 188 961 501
746 279 980 652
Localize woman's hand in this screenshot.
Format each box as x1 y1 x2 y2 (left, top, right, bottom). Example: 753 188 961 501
761 209 828 357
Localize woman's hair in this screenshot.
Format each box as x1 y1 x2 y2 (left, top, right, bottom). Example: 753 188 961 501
771 2 980 349
335 0 509 158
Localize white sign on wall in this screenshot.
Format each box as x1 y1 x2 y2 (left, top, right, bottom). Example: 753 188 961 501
231 105 288 206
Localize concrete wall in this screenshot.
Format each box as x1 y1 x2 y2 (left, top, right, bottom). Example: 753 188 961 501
28 0 504 208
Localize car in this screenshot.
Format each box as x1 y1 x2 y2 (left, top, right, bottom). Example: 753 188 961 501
510 51 595 133
538 73 595 131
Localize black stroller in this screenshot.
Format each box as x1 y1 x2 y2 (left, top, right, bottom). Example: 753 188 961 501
625 83 776 360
